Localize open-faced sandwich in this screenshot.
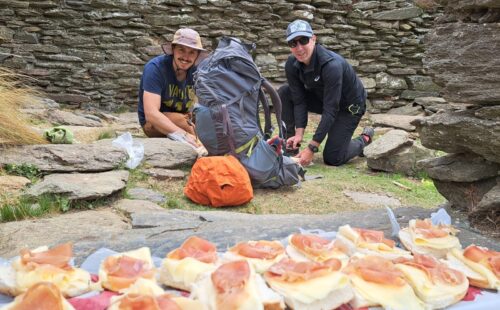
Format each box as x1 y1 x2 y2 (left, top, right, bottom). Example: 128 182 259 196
264 258 352 310
0 243 91 297
336 225 412 260
223 240 286 274
192 260 285 310
344 255 425 310
108 278 206 310
98 247 156 292
159 236 219 292
399 218 461 258
394 253 468 309
0 282 75 310
285 234 349 267
446 244 499 290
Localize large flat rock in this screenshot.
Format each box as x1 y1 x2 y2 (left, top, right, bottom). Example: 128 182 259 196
1 204 498 263
95 138 197 169
25 170 129 200
0 143 127 173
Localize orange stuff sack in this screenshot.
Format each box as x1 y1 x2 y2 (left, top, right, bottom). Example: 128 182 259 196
184 155 253 207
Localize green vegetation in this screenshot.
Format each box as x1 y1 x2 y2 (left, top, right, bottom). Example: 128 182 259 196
0 193 115 223
4 163 41 180
97 130 116 140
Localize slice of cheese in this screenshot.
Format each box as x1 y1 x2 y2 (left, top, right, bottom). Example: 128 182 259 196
191 262 264 310
267 270 350 305
408 219 461 250
350 274 425 310
160 256 216 290
98 247 155 292
337 225 412 259
447 248 499 290
222 250 286 274
395 263 468 308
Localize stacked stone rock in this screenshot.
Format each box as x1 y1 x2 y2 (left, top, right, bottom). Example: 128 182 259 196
415 0 500 231
0 0 441 111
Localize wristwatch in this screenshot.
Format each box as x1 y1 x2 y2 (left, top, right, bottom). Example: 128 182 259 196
307 143 319 153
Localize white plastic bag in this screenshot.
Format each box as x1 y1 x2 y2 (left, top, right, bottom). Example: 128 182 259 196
112 132 144 169
385 206 401 238
431 208 452 225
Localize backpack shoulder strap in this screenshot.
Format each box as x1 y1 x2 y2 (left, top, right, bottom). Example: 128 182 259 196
261 79 284 140
258 86 273 140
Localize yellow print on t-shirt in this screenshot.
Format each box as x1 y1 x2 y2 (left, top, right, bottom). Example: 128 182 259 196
163 84 194 112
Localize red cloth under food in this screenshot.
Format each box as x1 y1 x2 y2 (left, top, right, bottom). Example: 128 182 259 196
462 286 483 302
68 291 118 310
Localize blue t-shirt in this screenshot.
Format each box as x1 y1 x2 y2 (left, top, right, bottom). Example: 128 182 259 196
137 55 196 126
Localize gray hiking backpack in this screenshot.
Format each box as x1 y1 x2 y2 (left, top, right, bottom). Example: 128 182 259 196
193 37 302 189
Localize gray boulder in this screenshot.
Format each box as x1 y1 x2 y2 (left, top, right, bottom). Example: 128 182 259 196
364 129 413 159
424 22 500 104
417 153 500 183
25 170 129 200
414 110 500 164
433 177 497 211
370 114 422 131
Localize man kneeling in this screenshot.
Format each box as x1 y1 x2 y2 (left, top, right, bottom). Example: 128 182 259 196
138 28 207 147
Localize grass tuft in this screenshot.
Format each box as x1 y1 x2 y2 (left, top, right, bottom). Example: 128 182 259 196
0 67 47 146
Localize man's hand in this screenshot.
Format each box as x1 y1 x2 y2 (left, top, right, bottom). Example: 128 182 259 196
296 147 314 166
184 132 200 148
286 134 303 151
168 131 200 148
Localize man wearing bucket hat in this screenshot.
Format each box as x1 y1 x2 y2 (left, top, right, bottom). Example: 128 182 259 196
138 28 208 146
278 20 374 167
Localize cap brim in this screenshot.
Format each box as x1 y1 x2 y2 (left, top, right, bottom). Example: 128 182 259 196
286 32 313 42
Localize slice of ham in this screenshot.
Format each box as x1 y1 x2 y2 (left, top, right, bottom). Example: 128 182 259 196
211 261 250 310
463 245 500 278
11 282 64 310
266 258 341 283
345 256 405 287
167 236 217 264
290 234 335 258
117 293 181 310
20 243 73 271
231 240 284 260
397 254 466 286
413 219 450 239
353 228 395 248
103 255 155 291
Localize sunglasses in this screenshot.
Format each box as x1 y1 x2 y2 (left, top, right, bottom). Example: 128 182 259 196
287 37 310 48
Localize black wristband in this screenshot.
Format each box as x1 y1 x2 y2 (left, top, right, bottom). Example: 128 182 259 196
307 143 319 153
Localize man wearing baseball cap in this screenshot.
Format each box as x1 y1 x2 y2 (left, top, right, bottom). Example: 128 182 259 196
138 28 208 146
279 19 374 167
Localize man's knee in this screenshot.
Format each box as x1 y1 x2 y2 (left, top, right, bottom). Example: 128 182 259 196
323 153 348 166
142 122 164 138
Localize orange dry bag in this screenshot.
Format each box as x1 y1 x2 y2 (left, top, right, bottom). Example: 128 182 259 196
184 155 253 207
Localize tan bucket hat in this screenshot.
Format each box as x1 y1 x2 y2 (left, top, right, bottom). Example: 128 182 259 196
162 28 209 63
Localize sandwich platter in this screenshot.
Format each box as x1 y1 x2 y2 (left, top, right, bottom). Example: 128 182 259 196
0 209 498 310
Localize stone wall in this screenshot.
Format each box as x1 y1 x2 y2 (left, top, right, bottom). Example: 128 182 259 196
416 0 500 232
0 0 441 111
